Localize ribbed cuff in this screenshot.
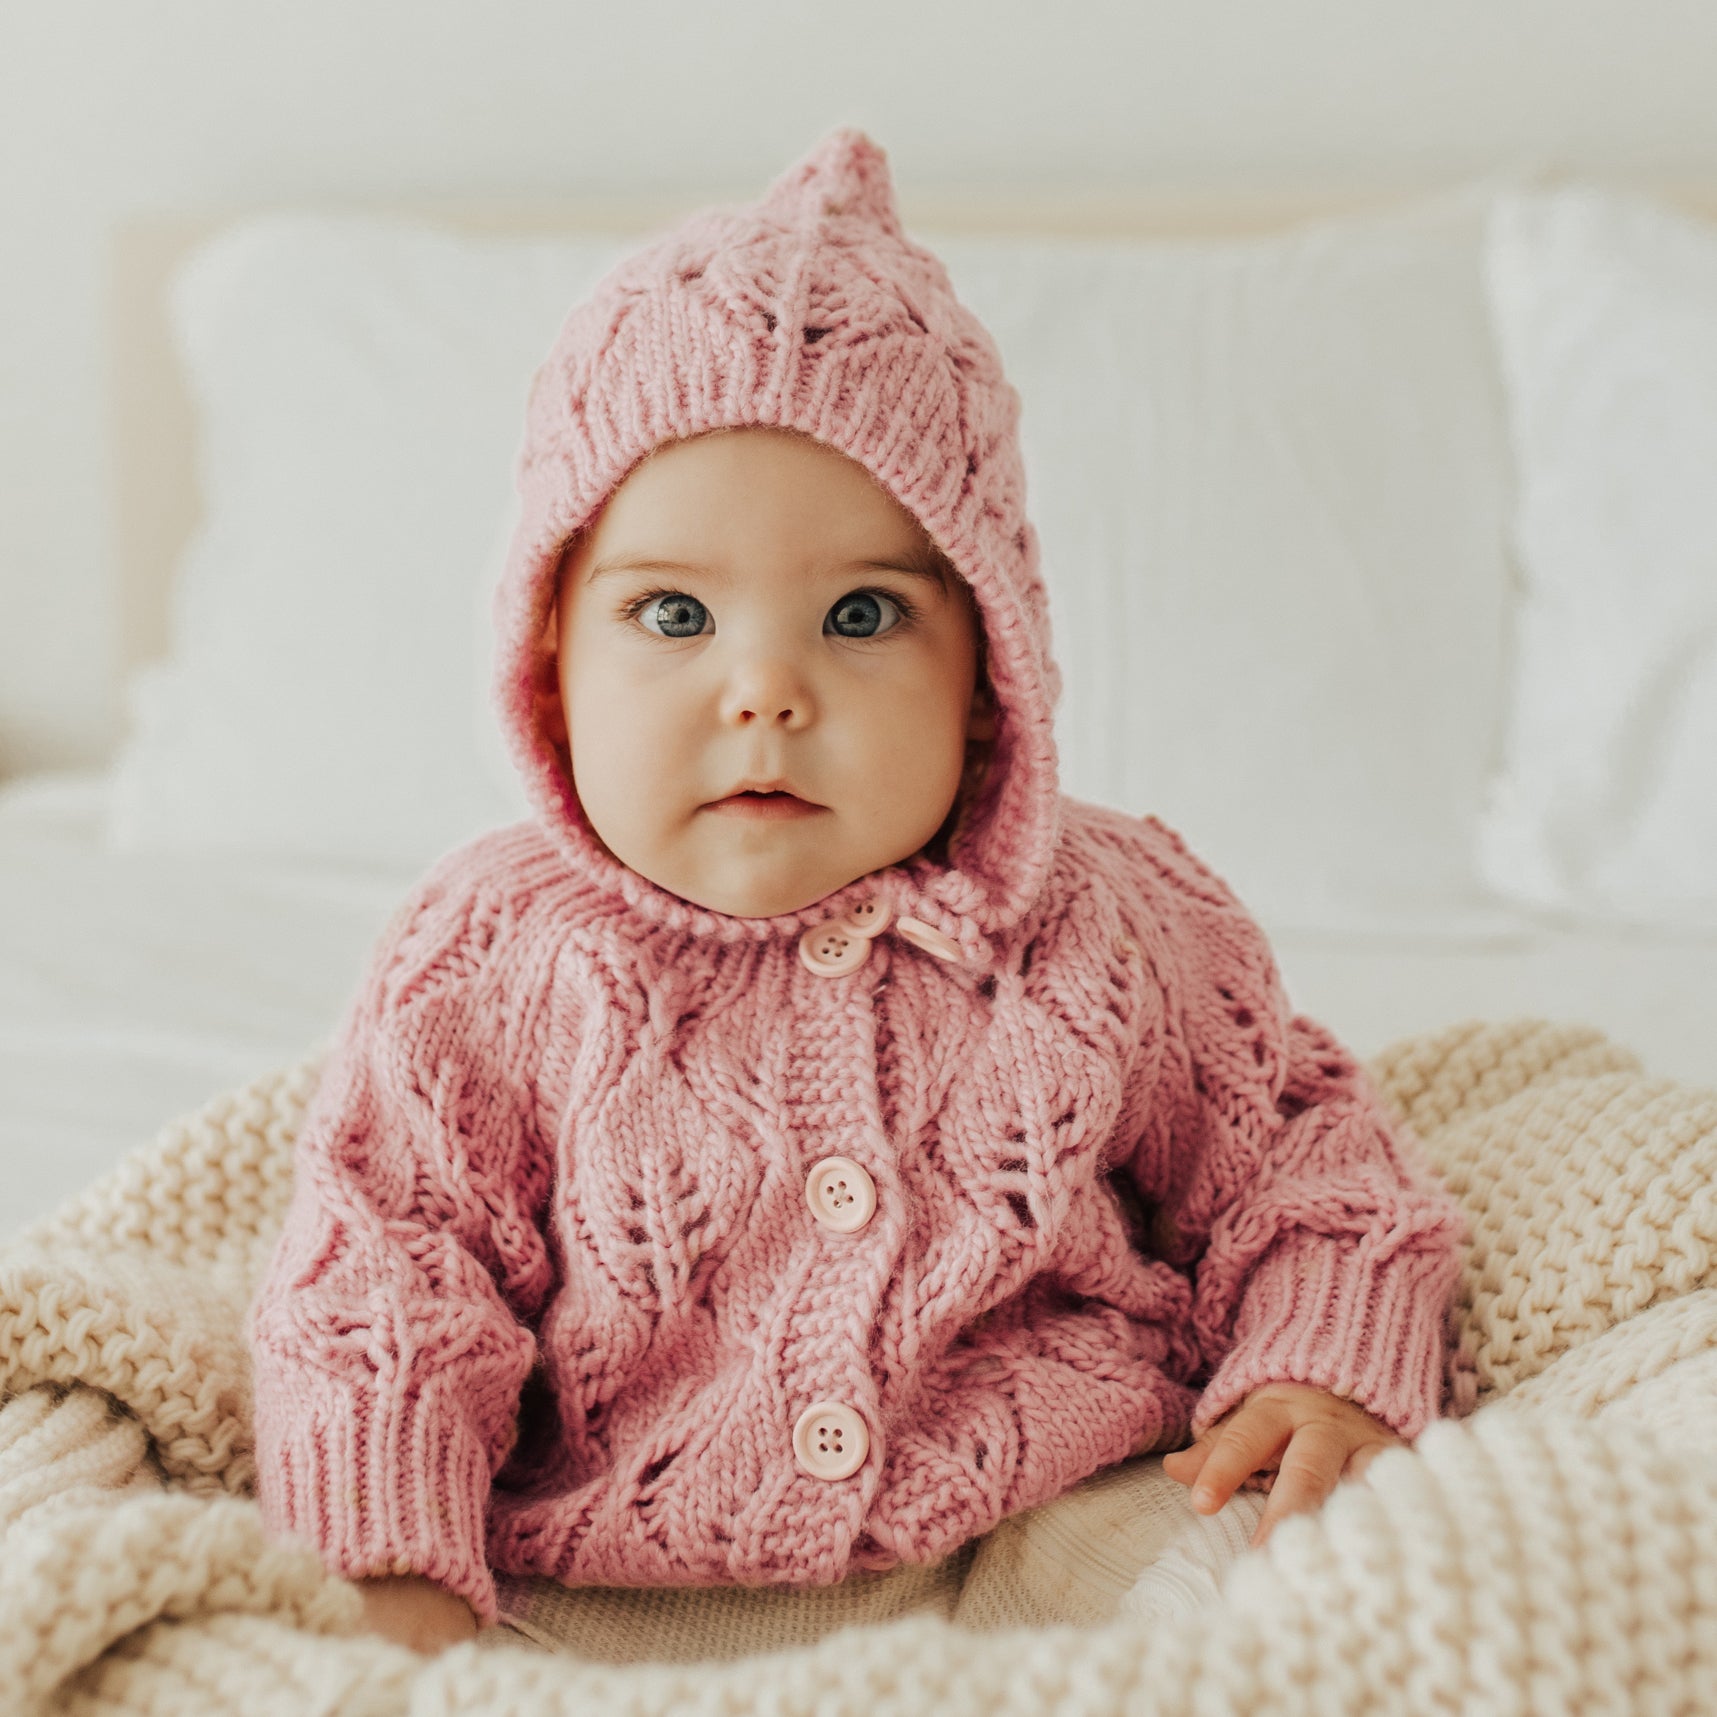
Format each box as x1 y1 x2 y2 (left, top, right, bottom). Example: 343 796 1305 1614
1190 1227 1459 1443
254 1365 500 1627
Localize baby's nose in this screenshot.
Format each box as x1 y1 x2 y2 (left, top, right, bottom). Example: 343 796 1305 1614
718 657 814 727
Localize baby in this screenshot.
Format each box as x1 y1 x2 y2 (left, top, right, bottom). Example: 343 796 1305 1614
248 129 1466 1658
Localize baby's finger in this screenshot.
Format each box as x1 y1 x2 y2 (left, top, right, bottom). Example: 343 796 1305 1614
1342 1440 1389 1483
1190 1407 1290 1515
1161 1442 1212 1484
1249 1423 1345 1548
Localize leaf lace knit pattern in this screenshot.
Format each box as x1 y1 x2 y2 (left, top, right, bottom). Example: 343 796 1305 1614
2 1018 1714 1714
241 799 1468 1623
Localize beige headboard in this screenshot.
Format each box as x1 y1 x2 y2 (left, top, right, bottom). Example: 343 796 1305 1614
110 181 1717 678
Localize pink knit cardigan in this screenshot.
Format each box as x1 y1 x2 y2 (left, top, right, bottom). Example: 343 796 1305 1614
247 130 1467 1628
248 802 1467 1626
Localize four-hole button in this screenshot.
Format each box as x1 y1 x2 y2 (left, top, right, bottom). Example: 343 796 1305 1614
792 1401 870 1480
805 1155 877 1233
797 921 871 976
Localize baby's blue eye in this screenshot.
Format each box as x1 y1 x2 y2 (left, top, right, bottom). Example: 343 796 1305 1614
826 590 904 639
638 592 710 638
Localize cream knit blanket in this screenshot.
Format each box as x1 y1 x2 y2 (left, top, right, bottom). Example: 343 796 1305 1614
2 1018 1714 1714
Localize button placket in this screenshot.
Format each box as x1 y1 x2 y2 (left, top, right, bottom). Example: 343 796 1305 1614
780 899 889 1500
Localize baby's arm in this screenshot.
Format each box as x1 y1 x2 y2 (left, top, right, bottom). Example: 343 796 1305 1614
1170 1002 1466 1447
1130 819 1467 1490
247 858 554 1630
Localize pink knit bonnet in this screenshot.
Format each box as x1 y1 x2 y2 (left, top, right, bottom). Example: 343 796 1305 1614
492 128 1063 956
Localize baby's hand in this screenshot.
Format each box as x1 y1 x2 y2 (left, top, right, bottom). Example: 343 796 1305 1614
1161 1381 1404 1549
354 1572 480 1655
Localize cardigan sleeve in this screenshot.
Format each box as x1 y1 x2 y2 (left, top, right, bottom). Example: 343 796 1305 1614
246 856 555 1627
1135 818 1469 1444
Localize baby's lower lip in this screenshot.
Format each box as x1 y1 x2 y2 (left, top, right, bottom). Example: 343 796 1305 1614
705 791 825 820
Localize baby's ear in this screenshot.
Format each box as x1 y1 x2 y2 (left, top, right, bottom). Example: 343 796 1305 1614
533 601 570 749
536 681 569 750
966 679 998 744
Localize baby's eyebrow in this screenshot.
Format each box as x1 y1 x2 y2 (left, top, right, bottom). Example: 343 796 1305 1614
585 555 711 585
585 553 947 591
846 556 948 591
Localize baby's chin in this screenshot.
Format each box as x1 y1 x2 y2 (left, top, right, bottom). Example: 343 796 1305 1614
657 865 875 921
586 791 963 919
638 833 925 921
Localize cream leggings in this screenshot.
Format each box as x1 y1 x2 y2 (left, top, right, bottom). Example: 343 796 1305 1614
481 1454 1269 1662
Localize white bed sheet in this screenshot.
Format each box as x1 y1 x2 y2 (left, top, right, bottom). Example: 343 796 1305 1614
0 773 403 1244
2 771 1712 1246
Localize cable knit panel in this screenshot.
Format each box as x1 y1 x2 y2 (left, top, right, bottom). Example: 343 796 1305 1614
248 799 1466 1622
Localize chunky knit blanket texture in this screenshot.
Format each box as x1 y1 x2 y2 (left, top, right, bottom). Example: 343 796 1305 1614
3 1016 1716 1714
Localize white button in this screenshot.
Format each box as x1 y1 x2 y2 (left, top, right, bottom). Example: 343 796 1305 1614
839 898 893 938
895 916 963 962
798 920 872 977
805 1156 877 1233
792 1401 869 1480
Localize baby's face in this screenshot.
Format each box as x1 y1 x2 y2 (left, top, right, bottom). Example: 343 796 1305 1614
552 427 993 918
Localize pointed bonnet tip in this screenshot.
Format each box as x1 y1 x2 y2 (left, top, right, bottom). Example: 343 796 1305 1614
762 127 903 234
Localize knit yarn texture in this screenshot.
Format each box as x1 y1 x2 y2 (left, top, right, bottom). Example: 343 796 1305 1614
2 1019 1714 1714
242 800 1467 1623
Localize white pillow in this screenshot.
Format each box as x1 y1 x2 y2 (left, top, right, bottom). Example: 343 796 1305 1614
1479 187 1717 932
939 190 1519 935
117 199 1521 936
111 217 618 873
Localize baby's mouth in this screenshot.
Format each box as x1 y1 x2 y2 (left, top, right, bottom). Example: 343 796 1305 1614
705 788 825 819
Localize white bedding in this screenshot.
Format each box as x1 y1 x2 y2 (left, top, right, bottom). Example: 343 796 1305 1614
0 773 401 1243
2 770 1713 1245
